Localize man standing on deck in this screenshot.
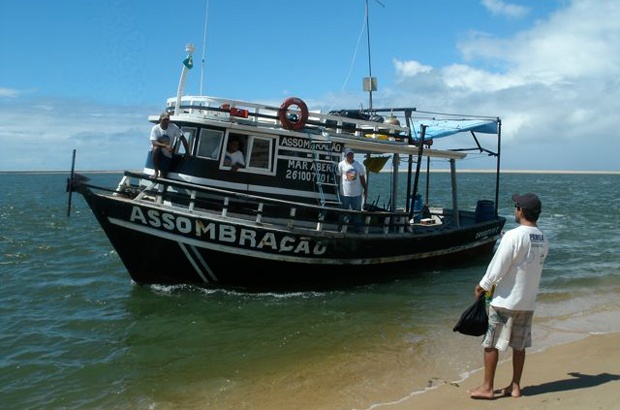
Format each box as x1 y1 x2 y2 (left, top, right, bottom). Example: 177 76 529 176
469 193 549 400
337 148 368 232
149 112 189 179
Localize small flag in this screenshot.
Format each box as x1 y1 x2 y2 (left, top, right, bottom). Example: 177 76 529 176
183 55 193 69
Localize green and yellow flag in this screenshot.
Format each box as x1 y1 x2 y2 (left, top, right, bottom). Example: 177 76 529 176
183 55 193 70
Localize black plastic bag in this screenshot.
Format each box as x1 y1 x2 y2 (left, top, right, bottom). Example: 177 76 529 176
453 296 488 336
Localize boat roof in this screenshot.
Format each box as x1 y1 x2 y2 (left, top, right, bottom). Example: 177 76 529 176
410 117 499 140
155 95 500 160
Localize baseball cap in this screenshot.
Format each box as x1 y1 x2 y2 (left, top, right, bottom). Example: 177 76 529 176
344 148 354 156
512 193 542 212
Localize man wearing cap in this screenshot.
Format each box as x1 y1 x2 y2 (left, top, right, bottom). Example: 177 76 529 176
336 148 368 232
469 193 549 400
149 112 189 179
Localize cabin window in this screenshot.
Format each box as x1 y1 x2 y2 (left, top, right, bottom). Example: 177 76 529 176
246 137 273 171
180 127 196 155
196 128 224 159
220 132 275 174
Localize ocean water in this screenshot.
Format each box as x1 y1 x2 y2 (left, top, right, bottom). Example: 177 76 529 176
1 171 619 409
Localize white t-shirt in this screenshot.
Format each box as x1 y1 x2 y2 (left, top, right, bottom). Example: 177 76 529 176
224 150 245 167
337 159 366 197
150 123 183 158
479 225 549 311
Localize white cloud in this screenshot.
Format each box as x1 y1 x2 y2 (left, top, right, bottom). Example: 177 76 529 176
481 0 530 18
0 87 29 98
465 3 620 81
440 64 524 92
393 60 433 77
379 0 620 171
0 96 154 171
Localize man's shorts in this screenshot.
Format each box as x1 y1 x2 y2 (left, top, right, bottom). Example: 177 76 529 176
482 305 534 351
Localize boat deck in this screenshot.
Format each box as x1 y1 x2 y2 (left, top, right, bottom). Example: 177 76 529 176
108 172 471 237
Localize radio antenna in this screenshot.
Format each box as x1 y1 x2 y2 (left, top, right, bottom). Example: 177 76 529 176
364 0 384 110
199 0 209 95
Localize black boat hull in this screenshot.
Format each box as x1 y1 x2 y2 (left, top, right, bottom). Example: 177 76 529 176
80 185 505 290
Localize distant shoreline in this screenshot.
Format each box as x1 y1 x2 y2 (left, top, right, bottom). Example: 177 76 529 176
459 169 619 174
1 169 618 175
0 170 140 175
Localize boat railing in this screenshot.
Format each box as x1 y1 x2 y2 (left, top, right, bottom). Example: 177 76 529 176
162 95 412 139
115 171 431 235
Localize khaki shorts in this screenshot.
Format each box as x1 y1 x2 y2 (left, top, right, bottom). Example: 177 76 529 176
482 305 534 351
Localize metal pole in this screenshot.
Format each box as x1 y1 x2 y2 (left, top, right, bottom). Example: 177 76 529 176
174 44 195 115
66 149 76 217
450 158 460 227
200 0 209 95
365 0 373 109
409 125 425 220
494 119 502 217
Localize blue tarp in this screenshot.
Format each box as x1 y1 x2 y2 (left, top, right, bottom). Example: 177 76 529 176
410 119 498 140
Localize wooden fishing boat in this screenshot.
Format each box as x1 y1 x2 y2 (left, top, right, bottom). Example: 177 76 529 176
67 45 505 290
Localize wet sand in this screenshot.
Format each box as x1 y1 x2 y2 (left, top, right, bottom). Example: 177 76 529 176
378 332 620 410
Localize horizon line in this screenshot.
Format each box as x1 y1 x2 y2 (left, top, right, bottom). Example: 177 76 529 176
1 169 619 175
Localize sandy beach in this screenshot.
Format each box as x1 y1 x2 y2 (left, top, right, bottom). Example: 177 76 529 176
379 332 620 410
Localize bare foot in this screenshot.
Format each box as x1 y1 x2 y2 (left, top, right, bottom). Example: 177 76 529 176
469 386 495 400
501 384 521 398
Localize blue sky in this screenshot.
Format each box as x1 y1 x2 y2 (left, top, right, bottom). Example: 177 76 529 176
1 0 618 172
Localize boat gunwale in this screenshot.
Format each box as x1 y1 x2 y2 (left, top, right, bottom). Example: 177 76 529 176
76 171 505 239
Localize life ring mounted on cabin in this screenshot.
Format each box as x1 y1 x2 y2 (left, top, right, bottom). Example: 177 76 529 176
279 97 309 131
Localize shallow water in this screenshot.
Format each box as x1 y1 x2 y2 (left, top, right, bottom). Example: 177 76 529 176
1 172 618 409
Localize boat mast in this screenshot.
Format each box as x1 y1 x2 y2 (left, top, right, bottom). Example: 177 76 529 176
200 0 209 95
363 0 383 110
174 43 195 115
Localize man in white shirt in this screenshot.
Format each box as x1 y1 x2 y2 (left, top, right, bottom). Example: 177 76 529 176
223 139 245 171
469 193 549 400
336 148 367 232
149 112 189 179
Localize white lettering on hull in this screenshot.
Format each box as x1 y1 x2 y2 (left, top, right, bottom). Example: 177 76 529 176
130 206 327 255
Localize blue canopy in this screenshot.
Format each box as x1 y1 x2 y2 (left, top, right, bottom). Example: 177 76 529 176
410 119 499 140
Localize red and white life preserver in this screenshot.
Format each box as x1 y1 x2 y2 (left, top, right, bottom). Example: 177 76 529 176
278 97 309 131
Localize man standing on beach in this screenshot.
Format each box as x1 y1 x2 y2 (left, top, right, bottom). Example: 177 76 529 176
469 193 549 399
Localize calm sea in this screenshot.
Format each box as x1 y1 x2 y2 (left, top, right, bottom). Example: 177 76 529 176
1 171 619 410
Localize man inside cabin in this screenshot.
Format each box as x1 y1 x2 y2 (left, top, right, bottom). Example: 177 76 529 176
149 112 189 179
224 138 245 171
